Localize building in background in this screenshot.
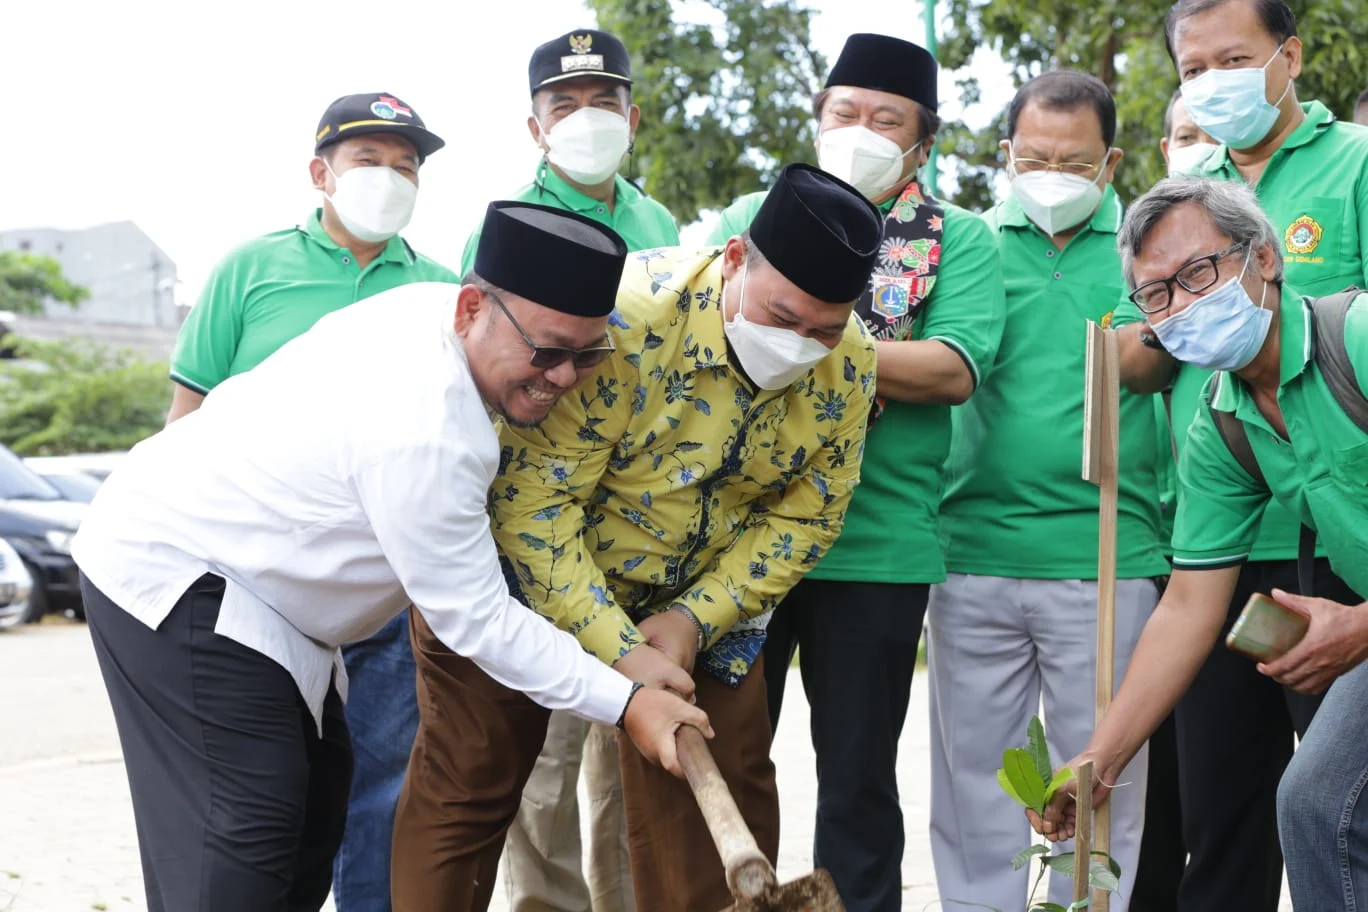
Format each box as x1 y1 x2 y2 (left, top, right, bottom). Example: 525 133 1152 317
0 222 182 358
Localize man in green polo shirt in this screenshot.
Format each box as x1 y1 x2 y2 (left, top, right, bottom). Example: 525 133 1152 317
706 33 1004 912
1037 175 1368 912
457 29 679 912
167 92 457 912
1111 2 1368 906
929 71 1168 912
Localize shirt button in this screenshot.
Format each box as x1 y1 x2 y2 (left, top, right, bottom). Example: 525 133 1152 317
596 206 606 214
1053 271 1063 280
1045 250 1055 258
342 256 351 265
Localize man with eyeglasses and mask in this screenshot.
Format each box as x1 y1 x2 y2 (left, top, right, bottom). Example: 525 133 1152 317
928 71 1169 912
455 27 679 912
72 201 709 912
163 91 457 912
1110 3 1368 907
393 163 883 912
1034 174 1368 912
707 33 1005 912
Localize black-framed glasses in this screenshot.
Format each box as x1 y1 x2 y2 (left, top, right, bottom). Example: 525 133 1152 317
1128 243 1249 314
486 290 616 370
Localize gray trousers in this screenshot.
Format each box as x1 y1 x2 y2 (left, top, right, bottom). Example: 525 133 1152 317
927 575 1159 912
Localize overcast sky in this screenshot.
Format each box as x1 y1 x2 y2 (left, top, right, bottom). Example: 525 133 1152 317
0 0 1013 305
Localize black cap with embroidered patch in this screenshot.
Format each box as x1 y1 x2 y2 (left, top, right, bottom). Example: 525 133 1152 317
314 93 445 163
529 29 633 95
749 164 884 304
475 201 628 318
826 33 939 112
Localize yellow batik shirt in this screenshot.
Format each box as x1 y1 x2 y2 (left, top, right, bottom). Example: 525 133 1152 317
489 246 877 685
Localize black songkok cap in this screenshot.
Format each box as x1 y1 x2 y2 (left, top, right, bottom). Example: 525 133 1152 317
474 202 628 318
825 33 939 112
529 29 633 95
749 164 883 305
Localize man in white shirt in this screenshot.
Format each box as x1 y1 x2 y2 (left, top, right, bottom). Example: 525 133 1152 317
72 201 709 912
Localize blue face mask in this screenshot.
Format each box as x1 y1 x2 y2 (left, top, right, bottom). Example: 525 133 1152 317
1151 249 1273 371
1180 44 1291 150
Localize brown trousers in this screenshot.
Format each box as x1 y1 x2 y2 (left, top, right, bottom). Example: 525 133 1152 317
392 610 780 912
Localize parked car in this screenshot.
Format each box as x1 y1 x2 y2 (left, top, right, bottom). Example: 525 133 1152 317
24 452 127 483
30 469 103 504
0 538 35 630
0 446 86 621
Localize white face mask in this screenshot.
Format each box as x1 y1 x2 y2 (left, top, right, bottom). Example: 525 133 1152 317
1008 148 1108 236
723 261 834 391
538 107 631 186
323 162 417 243
817 126 919 200
1167 141 1220 175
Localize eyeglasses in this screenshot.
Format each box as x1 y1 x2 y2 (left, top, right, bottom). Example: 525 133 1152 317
1128 243 1249 314
1010 157 1104 178
486 290 616 370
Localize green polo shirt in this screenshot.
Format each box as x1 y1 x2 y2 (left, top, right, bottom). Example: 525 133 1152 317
459 165 679 275
708 189 1006 583
1112 100 1368 560
939 187 1168 579
171 210 458 393
1172 292 1368 599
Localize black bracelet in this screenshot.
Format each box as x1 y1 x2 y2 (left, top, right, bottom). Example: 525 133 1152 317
616 681 646 730
669 603 708 652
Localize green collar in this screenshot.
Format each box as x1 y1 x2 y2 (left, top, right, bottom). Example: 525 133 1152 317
1211 288 1314 420
1197 100 1336 176
531 162 642 214
301 209 414 266
995 184 1123 236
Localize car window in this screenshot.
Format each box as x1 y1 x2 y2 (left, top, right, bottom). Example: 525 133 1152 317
0 447 62 500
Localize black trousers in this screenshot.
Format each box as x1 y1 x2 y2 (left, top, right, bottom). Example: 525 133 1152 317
83 573 353 912
1131 711 1186 911
1171 557 1356 911
763 577 929 912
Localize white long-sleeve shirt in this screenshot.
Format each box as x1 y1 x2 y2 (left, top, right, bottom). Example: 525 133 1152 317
72 282 633 733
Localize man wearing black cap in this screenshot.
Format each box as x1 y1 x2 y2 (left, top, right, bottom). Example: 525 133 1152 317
458 28 678 278
392 163 883 912
71 202 707 912
707 34 1005 911
456 29 680 912
163 91 458 912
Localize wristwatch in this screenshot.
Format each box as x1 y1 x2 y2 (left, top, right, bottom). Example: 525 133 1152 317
669 603 708 652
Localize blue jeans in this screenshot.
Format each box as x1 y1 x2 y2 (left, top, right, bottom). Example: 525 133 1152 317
1278 657 1368 910
332 611 419 912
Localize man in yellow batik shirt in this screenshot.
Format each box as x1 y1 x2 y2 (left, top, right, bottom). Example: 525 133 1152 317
391 163 883 912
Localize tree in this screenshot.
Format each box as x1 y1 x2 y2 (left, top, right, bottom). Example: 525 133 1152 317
0 337 169 455
586 0 826 224
938 0 1368 212
0 251 88 315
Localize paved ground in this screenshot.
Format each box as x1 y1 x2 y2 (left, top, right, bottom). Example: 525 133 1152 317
0 619 1292 911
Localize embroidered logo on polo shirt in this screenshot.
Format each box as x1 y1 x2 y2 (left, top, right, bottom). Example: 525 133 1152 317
561 33 604 73
1285 215 1323 256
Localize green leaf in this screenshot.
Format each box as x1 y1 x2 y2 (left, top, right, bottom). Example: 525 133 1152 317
999 748 1047 814
1067 901 1091 910
1044 767 1075 803
1027 716 1052 786
1011 844 1049 871
996 767 1026 809
1088 858 1120 894
1029 904 1069 912
1093 851 1121 878
1041 853 1076 876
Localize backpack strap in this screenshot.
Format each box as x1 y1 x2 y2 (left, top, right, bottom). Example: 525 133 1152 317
1307 288 1368 434
1295 288 1368 595
1205 372 1266 488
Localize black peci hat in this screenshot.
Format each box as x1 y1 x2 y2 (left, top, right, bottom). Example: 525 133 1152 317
474 202 628 318
314 92 445 162
529 29 633 95
825 33 939 112
749 164 883 304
